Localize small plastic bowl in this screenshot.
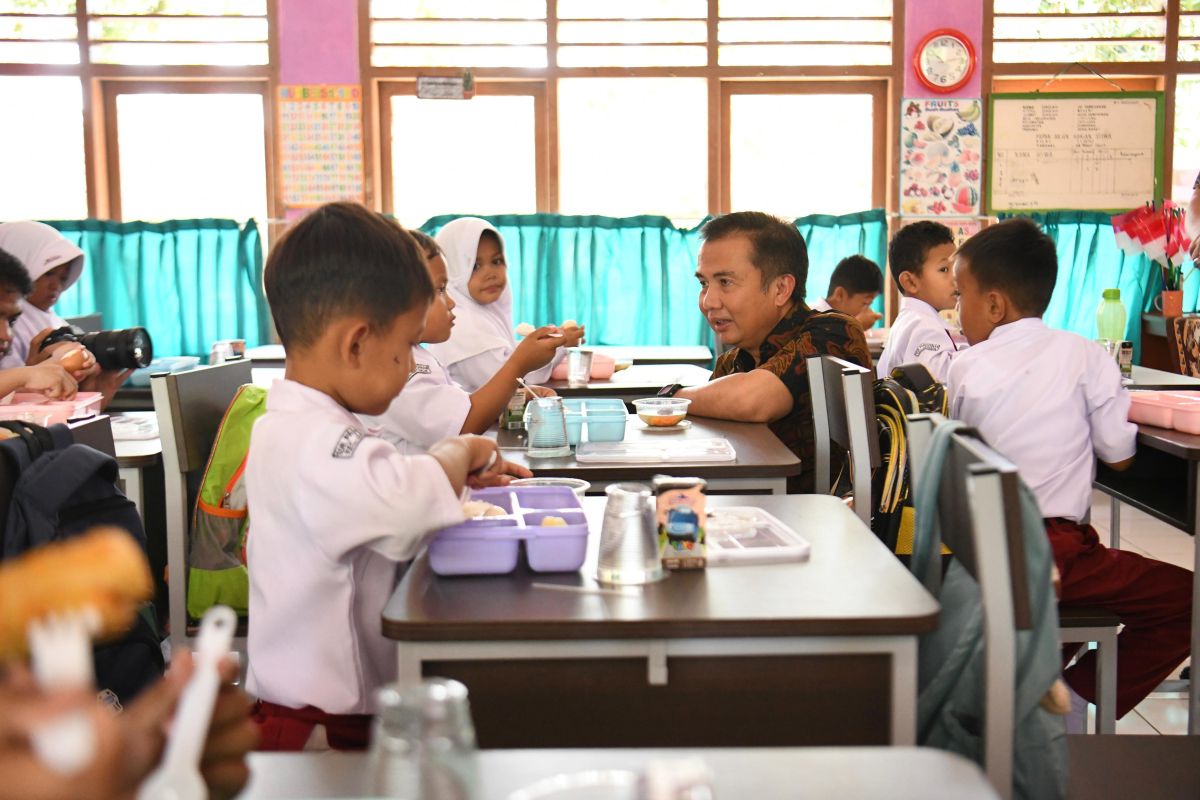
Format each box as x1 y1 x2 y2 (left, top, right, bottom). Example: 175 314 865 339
632 397 691 428
509 477 592 498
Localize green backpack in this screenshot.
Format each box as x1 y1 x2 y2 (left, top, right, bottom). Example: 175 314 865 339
186 383 267 621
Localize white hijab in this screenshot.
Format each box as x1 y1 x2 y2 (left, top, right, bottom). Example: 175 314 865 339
0 222 85 367
425 217 516 366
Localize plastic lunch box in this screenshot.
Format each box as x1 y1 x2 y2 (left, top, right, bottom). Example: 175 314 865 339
0 392 103 425
562 398 627 445
1128 391 1200 434
550 353 616 381
428 486 590 576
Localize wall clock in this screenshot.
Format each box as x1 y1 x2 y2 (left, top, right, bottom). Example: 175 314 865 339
914 29 976 94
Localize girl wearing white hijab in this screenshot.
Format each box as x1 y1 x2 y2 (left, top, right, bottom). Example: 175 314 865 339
425 217 583 392
0 221 87 370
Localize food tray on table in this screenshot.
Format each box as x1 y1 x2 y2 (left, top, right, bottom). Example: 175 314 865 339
704 506 811 565
562 398 627 444
0 392 103 425
429 486 589 576
574 438 736 464
1128 391 1200 434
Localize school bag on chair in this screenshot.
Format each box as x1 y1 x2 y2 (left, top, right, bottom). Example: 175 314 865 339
186 383 267 622
0 419 164 706
871 364 948 556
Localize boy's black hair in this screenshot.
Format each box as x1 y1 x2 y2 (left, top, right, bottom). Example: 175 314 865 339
0 248 33 296
956 217 1058 317
408 229 441 259
264 203 434 349
700 211 808 302
827 254 883 297
887 220 955 286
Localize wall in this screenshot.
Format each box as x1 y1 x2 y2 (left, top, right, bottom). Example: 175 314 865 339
277 0 360 85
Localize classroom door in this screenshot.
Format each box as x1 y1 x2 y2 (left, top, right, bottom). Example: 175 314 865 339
379 81 547 227
101 81 273 225
721 81 887 217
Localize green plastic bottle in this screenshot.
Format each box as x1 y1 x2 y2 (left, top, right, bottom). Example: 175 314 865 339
1096 288 1127 343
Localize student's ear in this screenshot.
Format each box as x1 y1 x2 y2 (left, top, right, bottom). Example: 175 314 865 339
985 290 1008 324
771 274 797 308
337 318 373 367
829 286 848 305
897 270 920 295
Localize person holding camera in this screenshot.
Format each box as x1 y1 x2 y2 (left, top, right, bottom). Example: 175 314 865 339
0 222 136 405
0 249 76 400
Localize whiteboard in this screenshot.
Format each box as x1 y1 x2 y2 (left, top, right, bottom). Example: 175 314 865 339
988 92 1163 213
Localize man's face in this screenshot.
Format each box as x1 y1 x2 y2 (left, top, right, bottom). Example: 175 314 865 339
0 289 21 358
696 234 791 353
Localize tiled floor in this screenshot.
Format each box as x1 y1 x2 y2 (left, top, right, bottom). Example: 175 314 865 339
1087 490 1193 735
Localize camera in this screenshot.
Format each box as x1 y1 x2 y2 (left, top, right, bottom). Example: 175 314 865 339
40 326 154 371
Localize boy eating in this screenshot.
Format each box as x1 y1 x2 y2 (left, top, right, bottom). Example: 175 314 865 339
811 254 883 329
948 217 1192 724
245 203 530 750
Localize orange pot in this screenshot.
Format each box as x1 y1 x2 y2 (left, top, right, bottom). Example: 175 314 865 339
1159 290 1184 318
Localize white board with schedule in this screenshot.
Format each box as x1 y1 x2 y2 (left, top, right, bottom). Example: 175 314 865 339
987 92 1164 213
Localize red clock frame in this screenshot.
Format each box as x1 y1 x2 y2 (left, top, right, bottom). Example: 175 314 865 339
913 28 977 95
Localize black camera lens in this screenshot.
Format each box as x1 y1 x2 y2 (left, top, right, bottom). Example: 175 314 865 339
79 328 153 371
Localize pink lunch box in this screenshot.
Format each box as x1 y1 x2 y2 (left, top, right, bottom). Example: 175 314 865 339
0 392 104 426
1128 391 1200 433
550 353 616 381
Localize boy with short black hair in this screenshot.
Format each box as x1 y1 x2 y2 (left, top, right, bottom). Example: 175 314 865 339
949 217 1192 723
246 202 530 750
0 248 75 400
876 220 960 380
811 254 883 329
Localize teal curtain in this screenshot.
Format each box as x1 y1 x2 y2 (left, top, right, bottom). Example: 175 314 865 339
40 219 270 359
1000 211 1168 363
421 210 888 347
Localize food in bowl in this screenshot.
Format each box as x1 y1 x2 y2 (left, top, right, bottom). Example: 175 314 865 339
632 398 691 428
461 500 507 518
540 516 568 527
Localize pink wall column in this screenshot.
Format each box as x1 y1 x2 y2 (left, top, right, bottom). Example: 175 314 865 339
277 0 360 85
904 0 985 97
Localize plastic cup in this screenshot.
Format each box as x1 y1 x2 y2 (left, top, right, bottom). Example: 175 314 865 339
567 348 594 388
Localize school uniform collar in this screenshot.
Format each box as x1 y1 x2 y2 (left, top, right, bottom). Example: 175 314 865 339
899 296 944 320
267 378 366 430
984 316 1046 344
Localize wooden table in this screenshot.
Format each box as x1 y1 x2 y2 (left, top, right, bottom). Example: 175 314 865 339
544 363 712 401
1094 423 1200 733
241 747 998 799
494 414 799 494
1129 364 1200 390
384 495 939 748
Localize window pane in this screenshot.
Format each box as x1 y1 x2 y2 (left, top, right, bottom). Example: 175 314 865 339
992 39 1163 62
1173 77 1200 203
559 0 705 17
88 0 265 13
90 41 268 64
557 20 706 43
388 94 536 227
1183 16 1200 37
88 16 268 42
993 15 1164 40
372 44 546 67
730 93 874 217
115 93 267 223
0 16 76 39
372 19 546 44
557 44 706 66
370 0 545 19
0 0 75 11
1180 39 1200 60
558 78 707 223
995 0 1162 11
719 19 892 43
719 43 891 66
0 77 87 220
0 40 78 64
720 0 891 16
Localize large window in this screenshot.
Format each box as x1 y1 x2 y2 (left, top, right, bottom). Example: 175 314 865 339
0 76 88 220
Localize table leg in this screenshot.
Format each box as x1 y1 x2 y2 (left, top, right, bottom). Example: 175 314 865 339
1109 497 1121 549
891 637 917 746
119 465 144 520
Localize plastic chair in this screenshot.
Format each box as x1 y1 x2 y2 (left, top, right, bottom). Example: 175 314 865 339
807 355 880 526
151 360 253 659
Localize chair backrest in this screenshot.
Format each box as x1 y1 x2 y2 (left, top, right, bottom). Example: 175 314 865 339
151 360 252 649
1171 315 1200 378
807 355 880 525
64 313 103 333
907 412 1032 800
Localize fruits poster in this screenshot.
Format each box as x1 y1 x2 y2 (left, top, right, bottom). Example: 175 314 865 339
899 98 982 218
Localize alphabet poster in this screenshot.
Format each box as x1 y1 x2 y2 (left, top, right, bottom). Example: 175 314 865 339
899 98 983 218
278 85 365 208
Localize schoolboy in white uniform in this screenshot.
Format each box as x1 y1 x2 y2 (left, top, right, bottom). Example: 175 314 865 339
876 221 962 381
810 254 884 330
361 230 561 453
246 203 531 751
948 217 1192 722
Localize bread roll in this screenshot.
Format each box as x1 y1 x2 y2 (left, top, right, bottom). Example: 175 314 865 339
561 320 580 330
514 322 536 337
58 348 87 373
0 528 153 660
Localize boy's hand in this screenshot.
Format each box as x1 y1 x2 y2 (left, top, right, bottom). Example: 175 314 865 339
854 308 883 329
511 326 565 374
558 325 586 348
48 346 99 383
523 385 556 400
16 363 77 400
461 435 532 488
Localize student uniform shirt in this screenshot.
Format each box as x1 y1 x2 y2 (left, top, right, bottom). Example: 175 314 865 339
811 298 833 312
876 297 961 382
245 379 463 715
359 345 472 454
710 305 871 493
947 317 1136 522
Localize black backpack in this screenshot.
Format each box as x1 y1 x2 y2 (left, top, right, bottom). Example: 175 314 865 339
0 420 164 704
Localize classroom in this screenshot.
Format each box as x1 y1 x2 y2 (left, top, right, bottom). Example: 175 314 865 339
1 1 1199 798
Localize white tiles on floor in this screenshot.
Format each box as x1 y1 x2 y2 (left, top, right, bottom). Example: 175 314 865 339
1088 490 1194 735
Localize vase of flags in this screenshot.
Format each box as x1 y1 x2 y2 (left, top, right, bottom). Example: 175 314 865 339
1112 201 1193 317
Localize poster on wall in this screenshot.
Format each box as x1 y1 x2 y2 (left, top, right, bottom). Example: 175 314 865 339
278 85 365 209
899 98 983 218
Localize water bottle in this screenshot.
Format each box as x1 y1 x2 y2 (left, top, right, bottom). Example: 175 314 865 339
1096 288 1127 343
369 679 478 799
